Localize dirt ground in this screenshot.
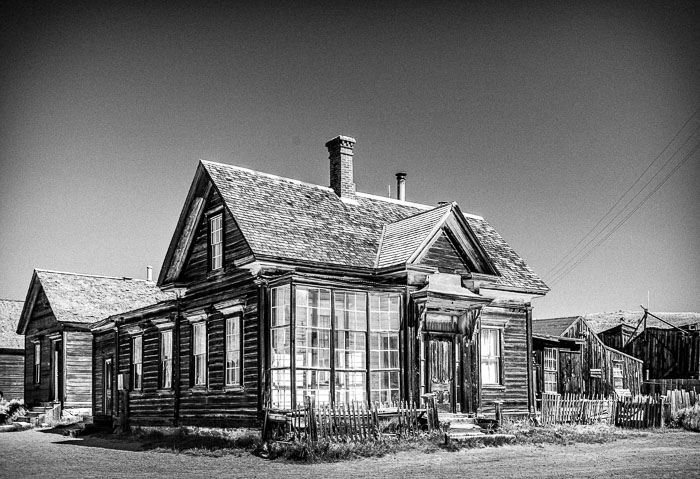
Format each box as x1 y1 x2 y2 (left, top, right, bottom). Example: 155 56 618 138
0 428 698 478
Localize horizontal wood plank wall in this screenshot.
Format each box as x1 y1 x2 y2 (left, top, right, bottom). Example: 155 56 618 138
480 307 529 416
93 331 116 417
64 331 92 408
416 231 470 275
0 352 24 400
627 330 700 379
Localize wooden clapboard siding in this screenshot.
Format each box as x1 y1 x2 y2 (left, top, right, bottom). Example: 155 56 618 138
23 335 51 405
64 331 92 407
416 231 471 275
479 307 530 415
0 351 24 400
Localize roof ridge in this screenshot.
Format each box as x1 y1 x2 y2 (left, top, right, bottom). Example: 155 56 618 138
385 202 452 225
35 269 153 283
200 159 335 193
355 191 433 210
0 299 24 303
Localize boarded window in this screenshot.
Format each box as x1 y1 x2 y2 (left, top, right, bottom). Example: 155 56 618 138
161 330 173 389
209 213 223 270
369 293 401 406
34 342 41 384
544 348 558 393
193 323 207 386
480 328 501 385
226 316 242 386
132 336 143 390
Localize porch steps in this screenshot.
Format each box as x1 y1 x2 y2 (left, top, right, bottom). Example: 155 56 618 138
14 402 60 426
442 414 515 443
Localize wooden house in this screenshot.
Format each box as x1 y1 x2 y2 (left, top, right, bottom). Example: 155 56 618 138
532 316 643 398
91 135 550 428
589 311 700 382
16 269 172 410
0 299 24 400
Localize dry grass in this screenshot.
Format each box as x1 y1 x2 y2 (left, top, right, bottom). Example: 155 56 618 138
670 404 700 432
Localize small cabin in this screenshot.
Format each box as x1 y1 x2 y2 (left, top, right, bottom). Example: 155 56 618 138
91 135 550 428
533 316 643 398
0 299 24 400
16 269 172 411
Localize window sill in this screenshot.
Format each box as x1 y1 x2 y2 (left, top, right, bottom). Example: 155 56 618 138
206 269 225 280
224 385 245 393
188 386 209 394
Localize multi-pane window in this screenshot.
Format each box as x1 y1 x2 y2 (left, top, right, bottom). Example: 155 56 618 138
270 285 291 408
369 294 401 406
226 316 242 386
209 214 223 271
192 323 207 386
613 360 624 389
34 342 41 384
132 336 143 390
544 348 558 393
295 287 331 405
160 330 173 389
480 328 501 385
334 292 367 404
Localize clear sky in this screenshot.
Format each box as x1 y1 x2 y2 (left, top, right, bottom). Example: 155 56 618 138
1 1 698 319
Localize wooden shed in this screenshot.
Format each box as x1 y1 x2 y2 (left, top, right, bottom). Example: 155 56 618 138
0 299 24 400
91 135 550 428
533 316 643 397
590 311 700 381
16 270 172 410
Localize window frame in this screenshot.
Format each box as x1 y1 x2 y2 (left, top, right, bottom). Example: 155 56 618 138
368 293 401 406
479 327 503 387
191 322 208 388
132 335 143 391
612 360 624 389
160 329 173 390
208 212 224 271
225 315 243 387
543 347 558 394
34 341 41 384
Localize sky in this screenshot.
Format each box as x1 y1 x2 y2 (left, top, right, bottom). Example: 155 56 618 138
1 1 698 319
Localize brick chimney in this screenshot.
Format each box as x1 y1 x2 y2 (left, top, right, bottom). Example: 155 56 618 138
325 135 356 201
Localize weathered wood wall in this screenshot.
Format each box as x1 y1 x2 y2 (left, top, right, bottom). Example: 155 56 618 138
64 331 92 408
625 329 700 380
0 350 24 400
479 307 530 416
416 231 470 275
92 330 116 418
23 288 54 405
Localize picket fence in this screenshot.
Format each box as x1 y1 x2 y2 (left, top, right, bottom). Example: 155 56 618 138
263 396 439 443
540 393 616 426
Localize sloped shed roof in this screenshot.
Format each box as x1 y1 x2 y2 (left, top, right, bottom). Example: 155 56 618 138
532 317 579 337
0 299 24 349
197 161 549 293
18 270 174 334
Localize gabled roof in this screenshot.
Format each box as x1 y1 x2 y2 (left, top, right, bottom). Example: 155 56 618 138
17 270 175 335
160 160 549 293
582 311 700 334
0 299 24 349
532 317 580 337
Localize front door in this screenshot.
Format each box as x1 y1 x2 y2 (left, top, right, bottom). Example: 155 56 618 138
52 340 63 403
427 336 458 413
103 358 113 416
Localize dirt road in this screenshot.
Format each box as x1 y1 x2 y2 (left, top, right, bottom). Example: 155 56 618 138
0 428 698 478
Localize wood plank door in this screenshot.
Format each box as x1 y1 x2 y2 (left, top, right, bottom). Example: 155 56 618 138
427 336 457 413
52 340 63 403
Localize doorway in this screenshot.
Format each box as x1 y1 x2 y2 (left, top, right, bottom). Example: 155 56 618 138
103 358 114 416
51 340 63 403
426 335 459 413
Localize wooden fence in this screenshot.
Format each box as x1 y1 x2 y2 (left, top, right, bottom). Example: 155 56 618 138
263 396 439 443
615 395 664 428
540 393 616 426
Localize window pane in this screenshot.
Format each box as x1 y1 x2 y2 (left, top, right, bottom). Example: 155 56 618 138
480 328 501 385
271 328 290 368
226 316 242 386
271 369 291 409
271 285 291 327
335 372 366 405
296 369 331 407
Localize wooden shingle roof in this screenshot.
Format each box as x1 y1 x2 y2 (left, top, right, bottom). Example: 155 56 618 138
0 299 23 349
582 311 700 334
532 317 580 337
172 161 549 293
17 270 175 334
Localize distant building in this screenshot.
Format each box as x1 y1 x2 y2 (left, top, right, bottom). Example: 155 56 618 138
16 270 172 410
533 315 643 397
0 299 24 400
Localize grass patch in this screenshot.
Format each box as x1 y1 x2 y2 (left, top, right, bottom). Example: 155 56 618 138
132 426 261 457
499 418 642 446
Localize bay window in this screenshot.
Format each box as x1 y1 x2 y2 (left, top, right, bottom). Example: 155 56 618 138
269 285 401 409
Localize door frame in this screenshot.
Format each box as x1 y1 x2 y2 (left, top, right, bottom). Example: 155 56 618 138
424 332 461 414
103 357 114 416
